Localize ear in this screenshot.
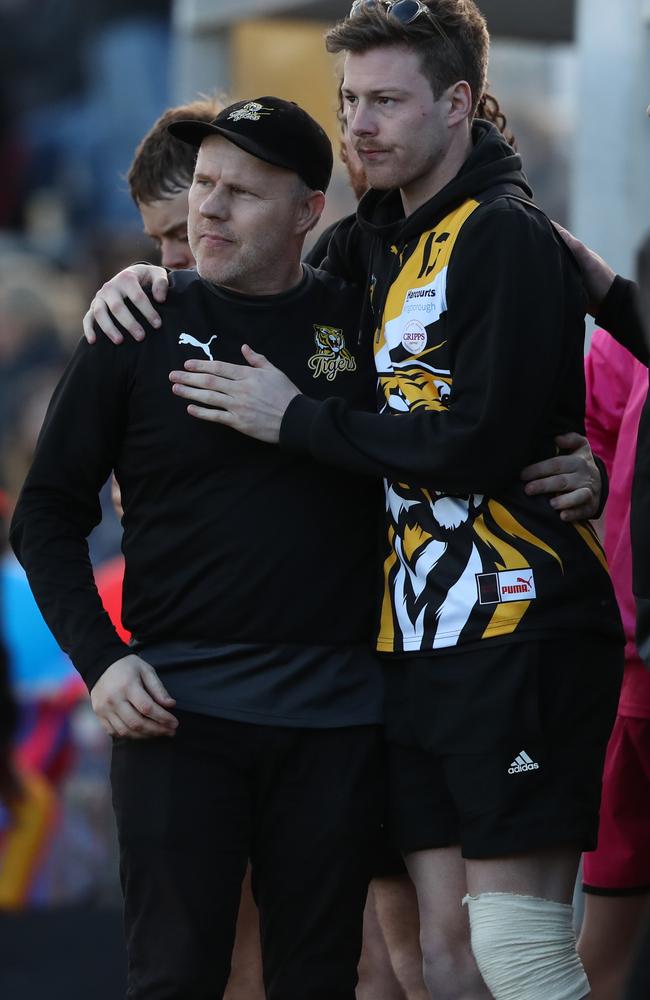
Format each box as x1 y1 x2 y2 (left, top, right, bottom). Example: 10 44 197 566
447 80 473 127
295 190 326 236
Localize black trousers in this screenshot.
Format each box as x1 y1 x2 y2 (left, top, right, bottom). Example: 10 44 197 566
110 711 384 1000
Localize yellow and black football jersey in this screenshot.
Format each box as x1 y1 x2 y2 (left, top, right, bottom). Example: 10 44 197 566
284 122 623 655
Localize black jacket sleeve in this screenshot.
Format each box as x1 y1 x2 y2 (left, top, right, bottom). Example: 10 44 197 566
595 276 649 365
319 214 370 285
9 336 133 691
303 215 355 269
281 202 581 496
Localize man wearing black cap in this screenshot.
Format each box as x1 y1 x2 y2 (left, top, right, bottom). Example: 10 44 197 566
10 97 385 1000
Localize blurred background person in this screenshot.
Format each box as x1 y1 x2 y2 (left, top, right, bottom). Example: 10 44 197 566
577 236 650 1000
0 248 123 997
550 221 650 1000
1 368 100 909
0 495 20 812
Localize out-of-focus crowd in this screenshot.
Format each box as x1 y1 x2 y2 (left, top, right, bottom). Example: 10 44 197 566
0 0 172 909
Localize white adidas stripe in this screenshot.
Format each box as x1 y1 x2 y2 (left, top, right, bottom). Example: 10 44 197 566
509 750 539 769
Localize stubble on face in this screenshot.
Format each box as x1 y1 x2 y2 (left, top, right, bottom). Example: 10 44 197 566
188 136 305 295
343 45 464 211
340 133 369 202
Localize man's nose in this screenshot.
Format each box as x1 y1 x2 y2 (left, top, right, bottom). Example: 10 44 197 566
350 102 377 137
201 182 229 219
161 241 194 270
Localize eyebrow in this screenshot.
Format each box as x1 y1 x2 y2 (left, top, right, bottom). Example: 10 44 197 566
342 87 408 97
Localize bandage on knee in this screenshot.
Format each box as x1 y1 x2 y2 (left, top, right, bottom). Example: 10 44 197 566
463 892 590 1000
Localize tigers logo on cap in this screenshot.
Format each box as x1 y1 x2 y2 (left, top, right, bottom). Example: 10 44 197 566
227 102 274 123
168 96 334 193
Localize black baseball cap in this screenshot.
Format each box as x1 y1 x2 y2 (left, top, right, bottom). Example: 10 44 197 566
168 96 333 193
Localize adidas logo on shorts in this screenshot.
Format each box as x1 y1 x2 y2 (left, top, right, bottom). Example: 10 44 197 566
508 750 540 774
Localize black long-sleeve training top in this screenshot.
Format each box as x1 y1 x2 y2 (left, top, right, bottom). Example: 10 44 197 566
10 266 385 727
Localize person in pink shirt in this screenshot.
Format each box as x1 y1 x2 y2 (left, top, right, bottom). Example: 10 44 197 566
579 326 650 999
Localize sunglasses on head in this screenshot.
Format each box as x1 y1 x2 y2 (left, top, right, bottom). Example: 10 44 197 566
348 0 444 31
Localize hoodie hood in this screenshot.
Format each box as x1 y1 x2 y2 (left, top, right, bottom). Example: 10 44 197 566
355 119 531 244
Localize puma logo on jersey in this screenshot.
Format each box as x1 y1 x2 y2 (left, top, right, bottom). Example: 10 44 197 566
178 333 218 360
477 568 537 605
502 573 535 596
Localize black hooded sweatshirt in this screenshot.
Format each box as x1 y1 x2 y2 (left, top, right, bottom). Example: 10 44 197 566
281 121 623 655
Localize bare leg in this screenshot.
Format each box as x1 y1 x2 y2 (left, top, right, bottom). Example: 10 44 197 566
224 865 264 1000
357 883 406 999
406 846 490 1000
372 874 428 1000
465 843 582 902
578 893 650 1000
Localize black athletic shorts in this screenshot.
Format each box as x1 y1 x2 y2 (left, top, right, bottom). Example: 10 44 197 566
384 634 623 859
370 827 408 879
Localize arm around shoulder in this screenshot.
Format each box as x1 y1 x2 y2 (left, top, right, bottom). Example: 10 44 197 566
83 263 169 345
594 276 648 366
282 202 574 495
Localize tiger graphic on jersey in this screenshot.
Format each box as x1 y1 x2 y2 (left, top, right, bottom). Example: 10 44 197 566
373 199 606 653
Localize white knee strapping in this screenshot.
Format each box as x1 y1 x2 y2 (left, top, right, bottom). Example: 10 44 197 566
463 892 590 1000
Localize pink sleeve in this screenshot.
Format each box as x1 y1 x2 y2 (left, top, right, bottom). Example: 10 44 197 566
584 328 636 477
